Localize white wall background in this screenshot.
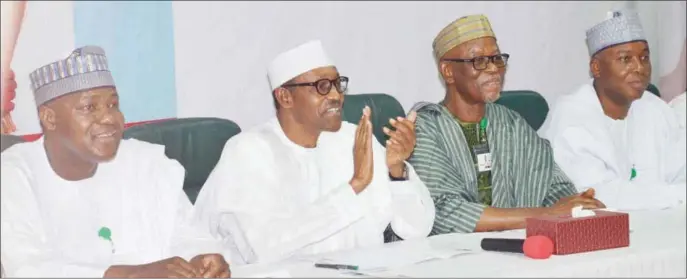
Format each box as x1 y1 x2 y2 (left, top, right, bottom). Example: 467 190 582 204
14 1 686 134
10 1 74 135
172 1 627 129
650 1 686 102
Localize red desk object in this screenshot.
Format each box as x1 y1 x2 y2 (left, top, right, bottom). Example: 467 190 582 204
525 210 630 255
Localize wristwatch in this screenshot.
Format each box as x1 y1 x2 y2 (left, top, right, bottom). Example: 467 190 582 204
389 164 409 181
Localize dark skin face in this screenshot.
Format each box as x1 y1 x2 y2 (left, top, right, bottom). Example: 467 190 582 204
591 41 652 118
274 66 345 138
440 37 506 105
39 86 125 176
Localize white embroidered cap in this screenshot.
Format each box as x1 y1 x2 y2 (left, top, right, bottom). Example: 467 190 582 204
267 40 334 91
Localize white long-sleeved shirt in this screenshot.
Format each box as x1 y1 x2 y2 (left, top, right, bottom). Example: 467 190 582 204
1 138 231 278
193 118 435 264
540 80 686 210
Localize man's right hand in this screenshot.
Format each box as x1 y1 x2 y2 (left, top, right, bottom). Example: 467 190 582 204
350 106 374 194
104 256 200 278
547 188 606 216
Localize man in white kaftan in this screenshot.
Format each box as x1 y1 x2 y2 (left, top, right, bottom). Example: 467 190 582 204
1 46 231 278
193 40 435 265
1 138 231 277
540 11 687 211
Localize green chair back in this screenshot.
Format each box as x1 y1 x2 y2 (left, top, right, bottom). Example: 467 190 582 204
495 90 549 131
343 93 406 146
647 83 660 97
342 94 406 243
1 134 25 152
123 117 241 203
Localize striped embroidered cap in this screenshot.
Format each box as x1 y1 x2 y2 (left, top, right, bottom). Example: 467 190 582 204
29 46 115 107
433 14 496 62
585 10 647 57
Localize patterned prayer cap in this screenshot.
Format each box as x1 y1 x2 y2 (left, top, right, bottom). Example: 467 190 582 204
433 14 496 62
29 45 115 107
586 10 647 57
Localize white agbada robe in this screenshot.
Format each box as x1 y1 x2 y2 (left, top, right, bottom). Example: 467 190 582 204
540 80 687 210
193 118 435 264
1 138 231 277
669 92 686 130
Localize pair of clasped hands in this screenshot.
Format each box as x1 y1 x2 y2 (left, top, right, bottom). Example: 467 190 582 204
349 106 417 193
104 254 230 278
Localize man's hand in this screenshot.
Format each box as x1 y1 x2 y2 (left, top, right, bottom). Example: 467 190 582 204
103 256 200 278
547 188 606 216
190 253 231 278
350 106 374 193
383 111 417 177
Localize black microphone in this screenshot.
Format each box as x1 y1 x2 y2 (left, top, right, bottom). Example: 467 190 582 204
480 236 554 259
480 238 525 253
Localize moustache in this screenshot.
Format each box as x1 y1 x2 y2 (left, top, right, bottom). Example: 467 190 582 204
324 101 342 110
482 77 502 85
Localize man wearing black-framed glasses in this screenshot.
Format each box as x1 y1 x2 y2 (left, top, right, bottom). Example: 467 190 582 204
408 14 603 235
194 40 435 264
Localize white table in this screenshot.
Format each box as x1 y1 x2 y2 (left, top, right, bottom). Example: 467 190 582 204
232 206 686 278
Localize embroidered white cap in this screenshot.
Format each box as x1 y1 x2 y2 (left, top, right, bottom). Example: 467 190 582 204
267 40 335 91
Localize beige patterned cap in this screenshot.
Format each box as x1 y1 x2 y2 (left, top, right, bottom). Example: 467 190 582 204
433 14 496 62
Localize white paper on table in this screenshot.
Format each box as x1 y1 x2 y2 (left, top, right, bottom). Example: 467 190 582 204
242 270 292 278
340 270 413 278
309 241 475 273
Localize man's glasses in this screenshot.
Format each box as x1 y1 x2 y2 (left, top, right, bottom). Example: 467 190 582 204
442 53 510 71
282 76 349 95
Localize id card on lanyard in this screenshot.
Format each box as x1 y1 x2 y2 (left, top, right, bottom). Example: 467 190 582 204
474 118 492 173
475 144 492 172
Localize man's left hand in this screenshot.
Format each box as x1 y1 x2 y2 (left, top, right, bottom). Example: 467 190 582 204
189 253 231 278
383 111 417 177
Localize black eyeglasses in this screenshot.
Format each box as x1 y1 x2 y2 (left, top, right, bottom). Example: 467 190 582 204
442 53 510 71
282 76 349 95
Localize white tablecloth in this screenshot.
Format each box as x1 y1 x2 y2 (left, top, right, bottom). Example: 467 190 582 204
232 206 687 278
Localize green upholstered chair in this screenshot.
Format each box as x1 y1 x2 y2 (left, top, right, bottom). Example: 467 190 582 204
342 93 406 242
1 134 25 152
647 83 660 97
342 93 406 146
123 117 241 203
495 90 549 131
